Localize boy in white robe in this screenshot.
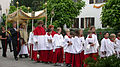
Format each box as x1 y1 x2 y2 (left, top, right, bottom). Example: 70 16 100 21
100 32 110 57
78 29 85 67
84 30 99 67
28 26 35 60
106 34 116 57
115 33 120 58
44 29 53 63
71 30 84 67
52 27 64 66
64 29 72 67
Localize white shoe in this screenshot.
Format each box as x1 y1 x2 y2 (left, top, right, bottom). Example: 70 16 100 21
60 63 64 66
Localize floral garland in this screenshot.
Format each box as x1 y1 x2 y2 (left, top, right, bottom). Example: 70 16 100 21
93 4 104 8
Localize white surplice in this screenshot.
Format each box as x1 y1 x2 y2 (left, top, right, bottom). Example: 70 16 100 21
64 35 73 53
105 40 116 57
19 45 29 54
28 32 34 45
73 36 84 54
115 38 120 58
100 38 110 57
33 35 45 50
44 33 53 50
84 35 99 55
52 34 64 52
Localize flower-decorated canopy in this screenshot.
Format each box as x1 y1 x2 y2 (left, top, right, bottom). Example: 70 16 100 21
7 9 47 24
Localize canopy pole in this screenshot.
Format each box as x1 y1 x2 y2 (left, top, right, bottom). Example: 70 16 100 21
45 16 47 27
32 11 35 32
5 9 8 35
32 19 34 32
94 0 95 4
16 1 19 29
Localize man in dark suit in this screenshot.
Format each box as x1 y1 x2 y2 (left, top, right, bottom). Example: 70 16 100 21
10 22 21 61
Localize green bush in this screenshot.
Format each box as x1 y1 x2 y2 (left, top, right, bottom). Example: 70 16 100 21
84 55 120 67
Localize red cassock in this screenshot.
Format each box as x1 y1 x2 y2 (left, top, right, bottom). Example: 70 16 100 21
65 52 72 64
65 35 72 65
52 48 64 63
33 26 46 61
33 26 46 35
51 31 56 37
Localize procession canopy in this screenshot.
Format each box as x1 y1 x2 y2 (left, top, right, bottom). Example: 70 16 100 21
7 9 47 23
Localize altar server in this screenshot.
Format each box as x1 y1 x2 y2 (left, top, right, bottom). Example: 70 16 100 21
48 25 56 37
78 29 85 67
28 26 35 60
64 29 72 67
71 29 84 67
106 34 116 57
44 29 53 63
84 30 99 67
115 33 120 58
52 27 64 66
33 20 46 62
100 32 110 57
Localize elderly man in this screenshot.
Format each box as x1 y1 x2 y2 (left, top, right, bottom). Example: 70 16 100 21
10 22 21 61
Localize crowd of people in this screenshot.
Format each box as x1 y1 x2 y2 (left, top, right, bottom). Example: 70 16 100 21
0 20 120 67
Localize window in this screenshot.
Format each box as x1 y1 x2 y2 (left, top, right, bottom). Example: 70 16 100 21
73 0 78 2
89 0 94 4
73 18 79 28
102 24 107 28
0 5 1 10
81 17 95 28
89 0 107 4
81 18 84 28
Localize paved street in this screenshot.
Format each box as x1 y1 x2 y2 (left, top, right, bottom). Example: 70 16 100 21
0 48 65 67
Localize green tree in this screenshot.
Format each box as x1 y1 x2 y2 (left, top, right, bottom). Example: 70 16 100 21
9 5 32 14
47 0 85 28
13 0 47 11
101 0 120 30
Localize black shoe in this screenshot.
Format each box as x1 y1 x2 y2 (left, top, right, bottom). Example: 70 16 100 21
15 57 18 61
48 62 52 64
19 55 22 58
37 61 40 63
31 59 34 61
44 62 49 64
10 50 12 52
53 63 59 66
2 55 7 58
25 55 28 58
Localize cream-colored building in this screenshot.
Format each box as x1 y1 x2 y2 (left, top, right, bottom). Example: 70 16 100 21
0 0 11 23
0 0 11 14
73 0 106 29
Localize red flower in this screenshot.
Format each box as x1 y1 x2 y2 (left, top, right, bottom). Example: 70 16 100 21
99 32 102 35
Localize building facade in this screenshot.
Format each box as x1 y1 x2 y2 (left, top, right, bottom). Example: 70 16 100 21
0 0 11 23
73 0 107 29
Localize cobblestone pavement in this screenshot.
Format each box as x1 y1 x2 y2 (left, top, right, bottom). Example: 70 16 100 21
0 48 65 67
